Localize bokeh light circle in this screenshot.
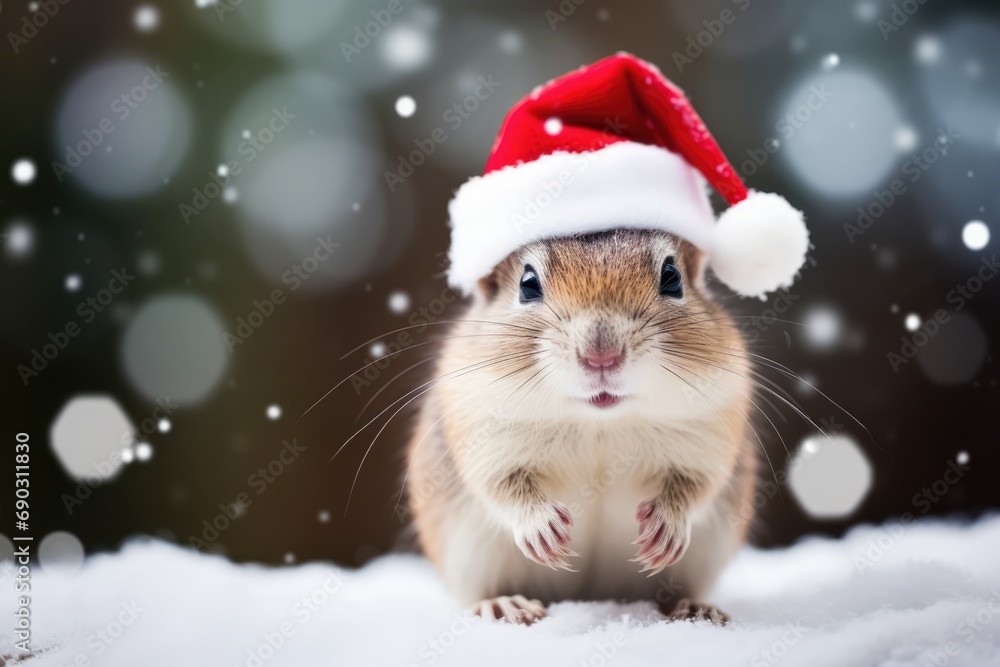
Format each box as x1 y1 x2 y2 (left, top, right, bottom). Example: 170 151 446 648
920 20 1000 147
414 16 587 173
788 434 872 519
190 0 347 55
122 295 228 404
916 312 988 385
50 395 134 481
221 70 388 290
3 220 35 258
779 68 904 199
39 531 86 572
54 59 191 198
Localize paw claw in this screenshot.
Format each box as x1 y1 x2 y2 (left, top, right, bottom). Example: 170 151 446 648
666 598 730 626
472 595 548 625
555 505 572 526
513 501 578 569
632 499 690 574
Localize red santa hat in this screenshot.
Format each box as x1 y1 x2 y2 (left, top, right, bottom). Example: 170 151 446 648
447 52 809 299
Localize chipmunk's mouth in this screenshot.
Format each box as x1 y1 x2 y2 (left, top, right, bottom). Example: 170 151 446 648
587 391 624 409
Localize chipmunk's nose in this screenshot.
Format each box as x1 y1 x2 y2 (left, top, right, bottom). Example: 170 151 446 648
578 347 624 373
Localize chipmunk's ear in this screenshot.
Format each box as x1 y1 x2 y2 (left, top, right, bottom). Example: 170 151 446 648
674 237 710 295
476 270 500 303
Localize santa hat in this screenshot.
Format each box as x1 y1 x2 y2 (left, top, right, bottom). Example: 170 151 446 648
447 52 809 299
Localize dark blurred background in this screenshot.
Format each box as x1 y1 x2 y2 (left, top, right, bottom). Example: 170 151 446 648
2 0 998 569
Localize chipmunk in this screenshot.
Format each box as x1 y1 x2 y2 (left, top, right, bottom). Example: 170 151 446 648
407 230 757 624
404 53 808 625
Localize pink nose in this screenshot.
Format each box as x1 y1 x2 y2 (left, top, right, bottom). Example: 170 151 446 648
579 348 623 372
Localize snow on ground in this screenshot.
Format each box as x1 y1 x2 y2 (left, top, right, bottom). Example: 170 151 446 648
3 516 999 667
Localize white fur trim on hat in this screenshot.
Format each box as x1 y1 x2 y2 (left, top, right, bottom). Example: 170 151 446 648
447 142 715 295
710 191 809 299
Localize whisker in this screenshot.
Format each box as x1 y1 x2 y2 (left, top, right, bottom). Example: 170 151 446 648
669 340 887 459
657 360 782 491
331 350 538 462
354 355 439 423
346 356 541 514
392 357 555 518
338 319 546 360
662 347 834 446
302 333 540 417
666 354 792 463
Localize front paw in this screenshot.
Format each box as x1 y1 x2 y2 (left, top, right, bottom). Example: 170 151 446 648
632 499 691 576
512 502 577 571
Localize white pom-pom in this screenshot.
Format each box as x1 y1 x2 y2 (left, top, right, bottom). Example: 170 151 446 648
710 191 809 298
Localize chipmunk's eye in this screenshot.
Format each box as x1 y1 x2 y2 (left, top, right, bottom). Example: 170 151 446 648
660 257 683 299
519 266 543 303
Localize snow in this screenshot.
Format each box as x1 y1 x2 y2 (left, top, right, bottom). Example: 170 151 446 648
11 158 36 185
4 516 999 666
962 221 990 251
394 95 417 118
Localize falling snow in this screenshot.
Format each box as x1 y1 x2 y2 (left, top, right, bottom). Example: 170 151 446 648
394 95 417 118
11 158 36 185
134 5 160 32
962 220 990 250
388 291 410 314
